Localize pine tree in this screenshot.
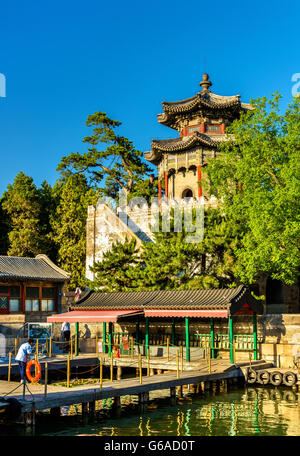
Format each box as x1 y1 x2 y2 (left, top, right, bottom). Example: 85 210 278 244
90 238 141 292
50 175 99 289
0 195 10 254
89 208 241 292
57 111 153 200
2 172 44 257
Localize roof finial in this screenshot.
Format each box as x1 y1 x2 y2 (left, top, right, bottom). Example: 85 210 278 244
199 73 212 92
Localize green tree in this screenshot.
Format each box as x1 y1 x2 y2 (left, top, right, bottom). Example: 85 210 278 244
3 172 44 256
57 112 153 200
0 194 10 254
89 207 241 292
206 93 300 285
50 175 99 289
90 237 141 292
38 180 59 261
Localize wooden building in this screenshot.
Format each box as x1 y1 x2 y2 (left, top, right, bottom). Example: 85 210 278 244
0 254 70 336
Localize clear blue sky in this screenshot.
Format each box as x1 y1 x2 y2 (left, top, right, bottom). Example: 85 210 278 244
0 0 299 195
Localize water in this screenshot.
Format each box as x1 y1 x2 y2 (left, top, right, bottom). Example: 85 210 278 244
1 385 300 436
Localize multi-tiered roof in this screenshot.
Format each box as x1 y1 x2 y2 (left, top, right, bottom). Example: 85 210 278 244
145 74 253 166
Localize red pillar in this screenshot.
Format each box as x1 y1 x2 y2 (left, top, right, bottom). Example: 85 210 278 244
197 165 202 197
164 171 168 201
200 123 205 134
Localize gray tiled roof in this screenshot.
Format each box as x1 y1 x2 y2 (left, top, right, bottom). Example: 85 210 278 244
72 285 263 315
0 254 70 282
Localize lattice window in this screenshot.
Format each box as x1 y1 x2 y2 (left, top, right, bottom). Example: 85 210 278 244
0 297 8 309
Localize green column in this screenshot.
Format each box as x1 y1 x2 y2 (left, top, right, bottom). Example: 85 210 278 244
171 317 175 346
185 317 190 362
253 313 258 360
103 322 106 354
136 320 139 345
145 317 149 359
229 315 234 364
75 322 79 356
210 318 215 359
108 322 113 358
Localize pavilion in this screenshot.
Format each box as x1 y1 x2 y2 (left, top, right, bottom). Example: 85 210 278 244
47 285 263 363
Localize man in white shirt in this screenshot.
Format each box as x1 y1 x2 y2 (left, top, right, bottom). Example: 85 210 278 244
61 321 71 353
15 338 34 382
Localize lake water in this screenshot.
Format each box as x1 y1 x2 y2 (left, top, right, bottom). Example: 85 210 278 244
1 385 300 436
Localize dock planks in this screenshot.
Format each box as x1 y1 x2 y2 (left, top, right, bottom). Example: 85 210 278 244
0 359 273 414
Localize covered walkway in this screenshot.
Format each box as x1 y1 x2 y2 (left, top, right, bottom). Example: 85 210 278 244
48 286 263 364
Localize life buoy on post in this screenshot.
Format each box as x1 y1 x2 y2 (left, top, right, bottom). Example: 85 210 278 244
26 360 41 383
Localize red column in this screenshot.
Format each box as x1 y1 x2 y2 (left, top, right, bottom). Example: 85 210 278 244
164 171 168 201
158 180 162 203
220 123 226 134
200 123 205 134
197 165 202 197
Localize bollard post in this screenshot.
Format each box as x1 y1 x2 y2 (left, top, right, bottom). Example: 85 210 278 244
49 337 52 358
8 352 12 382
233 339 236 364
180 346 183 372
176 350 180 379
208 342 211 374
14 338 17 357
96 334 98 357
147 347 150 376
110 351 114 382
67 355 70 388
75 330 78 357
100 357 103 391
70 335 73 360
131 337 134 358
46 338 49 354
36 339 39 358
139 354 142 384
35 353 38 378
167 337 170 361
44 362 48 398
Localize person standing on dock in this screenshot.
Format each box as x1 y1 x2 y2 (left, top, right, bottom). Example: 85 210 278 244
61 321 71 353
15 338 34 383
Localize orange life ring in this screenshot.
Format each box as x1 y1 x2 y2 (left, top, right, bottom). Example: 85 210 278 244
26 360 41 383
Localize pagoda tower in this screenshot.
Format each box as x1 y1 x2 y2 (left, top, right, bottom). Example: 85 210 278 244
145 74 253 201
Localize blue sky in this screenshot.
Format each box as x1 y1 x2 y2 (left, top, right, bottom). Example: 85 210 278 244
0 0 299 195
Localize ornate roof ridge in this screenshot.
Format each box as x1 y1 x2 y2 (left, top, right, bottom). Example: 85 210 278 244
161 91 242 114
151 132 220 151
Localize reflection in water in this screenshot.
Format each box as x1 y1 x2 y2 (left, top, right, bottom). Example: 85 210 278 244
2 386 300 436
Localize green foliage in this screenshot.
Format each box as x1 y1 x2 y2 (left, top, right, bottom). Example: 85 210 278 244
2 172 44 257
206 93 300 285
89 237 141 292
50 175 99 289
57 111 153 200
0 194 10 255
89 207 241 292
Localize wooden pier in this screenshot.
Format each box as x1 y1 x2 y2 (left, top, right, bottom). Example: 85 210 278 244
0 359 274 426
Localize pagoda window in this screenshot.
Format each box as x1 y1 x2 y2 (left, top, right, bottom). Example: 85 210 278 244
188 126 201 134
0 285 21 313
206 124 221 133
182 188 193 198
